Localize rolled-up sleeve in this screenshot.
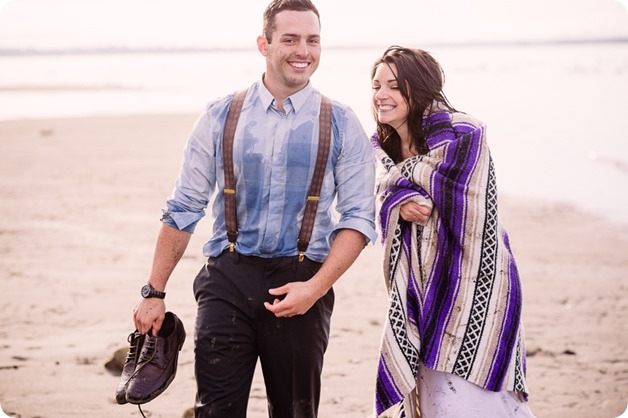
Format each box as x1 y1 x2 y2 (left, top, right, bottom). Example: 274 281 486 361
161 108 216 233
331 106 377 245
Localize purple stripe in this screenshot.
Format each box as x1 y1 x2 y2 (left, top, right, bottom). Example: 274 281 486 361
401 224 422 325
422 117 483 365
376 359 403 414
485 231 522 389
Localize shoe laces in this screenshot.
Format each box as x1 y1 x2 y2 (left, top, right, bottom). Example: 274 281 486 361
140 335 157 364
128 335 157 418
138 404 148 418
125 332 140 361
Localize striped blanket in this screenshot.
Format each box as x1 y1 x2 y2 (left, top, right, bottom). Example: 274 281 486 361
373 110 528 417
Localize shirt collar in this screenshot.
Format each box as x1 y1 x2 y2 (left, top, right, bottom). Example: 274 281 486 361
256 75 314 114
288 82 313 113
256 78 275 111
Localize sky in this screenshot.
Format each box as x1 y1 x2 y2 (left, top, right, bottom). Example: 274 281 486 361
0 0 627 51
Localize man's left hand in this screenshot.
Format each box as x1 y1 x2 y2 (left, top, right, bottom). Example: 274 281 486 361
263 280 322 318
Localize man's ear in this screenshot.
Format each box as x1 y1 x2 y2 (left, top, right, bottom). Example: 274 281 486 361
257 35 269 57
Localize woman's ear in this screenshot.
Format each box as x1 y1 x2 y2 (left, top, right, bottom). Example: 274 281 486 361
257 35 269 57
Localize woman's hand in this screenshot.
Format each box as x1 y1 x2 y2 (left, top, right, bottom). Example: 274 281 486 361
399 201 432 224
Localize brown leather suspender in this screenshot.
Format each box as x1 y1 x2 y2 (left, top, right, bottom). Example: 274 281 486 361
297 95 332 261
221 89 332 261
222 89 247 253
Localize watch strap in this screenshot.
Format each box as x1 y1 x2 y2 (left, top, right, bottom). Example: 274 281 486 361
142 283 166 299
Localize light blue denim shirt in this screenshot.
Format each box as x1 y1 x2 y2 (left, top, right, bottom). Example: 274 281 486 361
161 79 376 262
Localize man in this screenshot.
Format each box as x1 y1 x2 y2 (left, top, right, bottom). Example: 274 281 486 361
133 0 376 417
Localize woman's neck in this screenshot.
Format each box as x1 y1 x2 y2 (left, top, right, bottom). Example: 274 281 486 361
400 140 417 160
395 121 417 159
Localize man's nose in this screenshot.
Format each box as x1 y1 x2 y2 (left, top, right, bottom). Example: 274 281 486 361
295 40 309 56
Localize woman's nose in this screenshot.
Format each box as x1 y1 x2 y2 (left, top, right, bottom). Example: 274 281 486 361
374 88 388 100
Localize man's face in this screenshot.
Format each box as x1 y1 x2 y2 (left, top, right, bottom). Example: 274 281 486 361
258 10 321 94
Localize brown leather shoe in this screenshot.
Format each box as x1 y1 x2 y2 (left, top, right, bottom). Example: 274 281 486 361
115 330 144 404
125 311 186 404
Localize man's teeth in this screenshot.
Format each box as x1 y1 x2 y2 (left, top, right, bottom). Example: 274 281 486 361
290 62 308 68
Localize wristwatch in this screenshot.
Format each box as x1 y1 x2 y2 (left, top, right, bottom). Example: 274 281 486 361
141 283 166 299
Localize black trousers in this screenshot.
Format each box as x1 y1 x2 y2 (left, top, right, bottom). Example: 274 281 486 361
193 250 335 418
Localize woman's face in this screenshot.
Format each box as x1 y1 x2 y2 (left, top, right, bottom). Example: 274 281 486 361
372 62 409 130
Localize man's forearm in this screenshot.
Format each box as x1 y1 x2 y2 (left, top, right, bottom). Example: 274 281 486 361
147 223 193 291
310 228 366 297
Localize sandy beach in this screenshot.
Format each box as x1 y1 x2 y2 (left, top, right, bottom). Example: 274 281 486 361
0 113 627 418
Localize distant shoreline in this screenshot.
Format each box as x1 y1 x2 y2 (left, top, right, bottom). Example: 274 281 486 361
2 37 628 56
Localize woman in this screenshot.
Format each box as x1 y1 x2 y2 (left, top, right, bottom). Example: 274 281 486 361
370 46 535 417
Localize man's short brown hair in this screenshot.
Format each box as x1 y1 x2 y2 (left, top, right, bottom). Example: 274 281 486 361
262 0 320 43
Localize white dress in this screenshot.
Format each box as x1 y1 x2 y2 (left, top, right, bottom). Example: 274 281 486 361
415 364 536 418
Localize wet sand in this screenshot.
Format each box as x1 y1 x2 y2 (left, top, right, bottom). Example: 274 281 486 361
0 114 626 418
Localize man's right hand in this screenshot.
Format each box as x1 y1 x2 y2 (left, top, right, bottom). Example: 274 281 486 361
133 297 166 336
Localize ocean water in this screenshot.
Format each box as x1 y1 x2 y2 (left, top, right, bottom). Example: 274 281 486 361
1 43 627 223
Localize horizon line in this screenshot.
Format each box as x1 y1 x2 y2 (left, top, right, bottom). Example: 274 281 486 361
2 37 628 56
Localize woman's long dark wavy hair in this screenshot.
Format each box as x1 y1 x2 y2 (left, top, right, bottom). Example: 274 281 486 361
371 46 455 163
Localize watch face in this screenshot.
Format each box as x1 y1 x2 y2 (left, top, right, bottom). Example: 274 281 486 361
141 284 151 298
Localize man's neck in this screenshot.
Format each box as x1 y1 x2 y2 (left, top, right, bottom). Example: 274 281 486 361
262 74 307 113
